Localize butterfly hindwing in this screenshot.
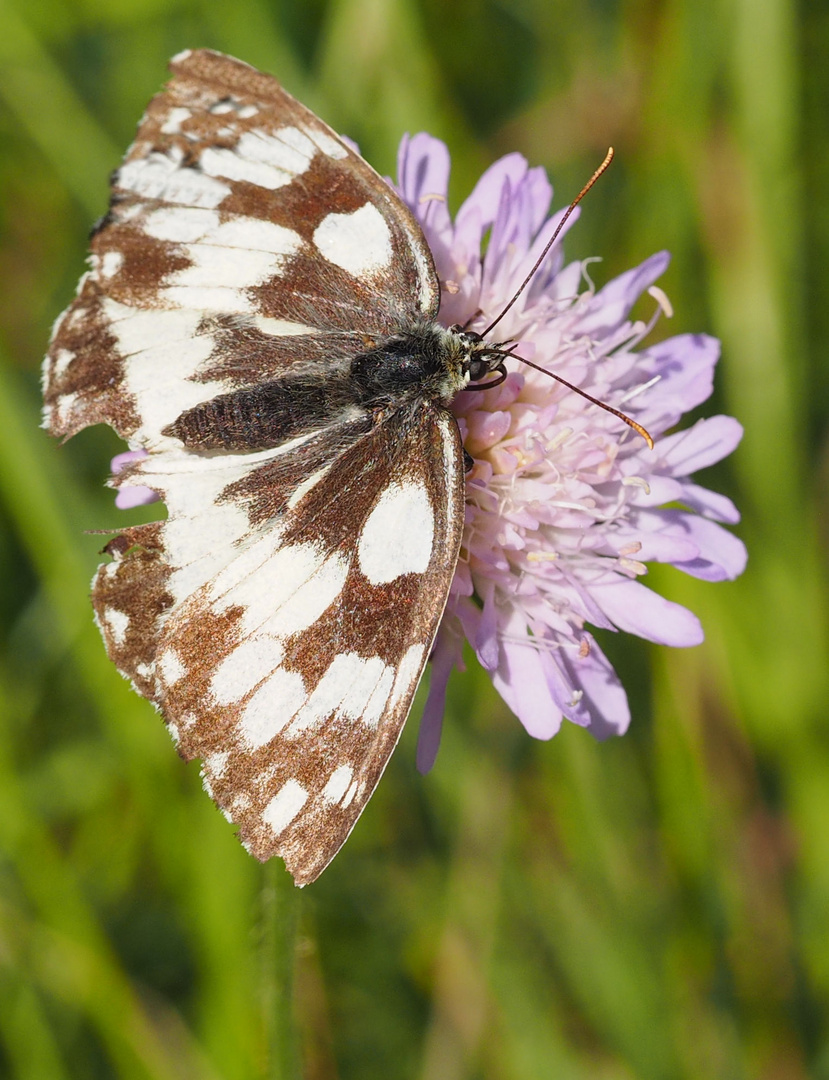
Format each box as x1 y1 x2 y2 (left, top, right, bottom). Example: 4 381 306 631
92 405 464 884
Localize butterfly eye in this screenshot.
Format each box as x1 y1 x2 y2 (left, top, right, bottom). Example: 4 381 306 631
467 355 491 382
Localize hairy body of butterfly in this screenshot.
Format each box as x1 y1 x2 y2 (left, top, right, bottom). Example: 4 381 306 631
168 320 484 452
42 49 503 884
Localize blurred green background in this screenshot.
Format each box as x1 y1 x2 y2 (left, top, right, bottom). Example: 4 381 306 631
1 0 826 1076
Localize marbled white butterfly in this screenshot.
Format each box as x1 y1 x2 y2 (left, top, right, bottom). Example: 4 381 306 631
41 49 516 885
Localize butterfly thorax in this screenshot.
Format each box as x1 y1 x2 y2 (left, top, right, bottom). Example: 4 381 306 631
351 320 480 406
166 321 494 454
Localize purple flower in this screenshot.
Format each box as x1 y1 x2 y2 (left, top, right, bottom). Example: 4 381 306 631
110 449 159 509
396 134 746 771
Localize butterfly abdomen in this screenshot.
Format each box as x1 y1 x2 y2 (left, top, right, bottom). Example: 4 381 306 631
164 375 363 451
165 323 468 453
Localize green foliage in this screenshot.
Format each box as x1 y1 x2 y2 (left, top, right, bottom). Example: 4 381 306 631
0 0 826 1076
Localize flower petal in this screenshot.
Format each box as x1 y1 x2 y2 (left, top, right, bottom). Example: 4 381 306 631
658 415 744 476
475 584 500 671
558 635 631 739
111 449 147 471
110 448 160 508
465 408 513 454
669 513 748 581
589 578 704 646
574 251 671 336
114 485 160 509
607 516 700 564
492 639 565 739
679 482 741 524
635 333 719 425
397 132 452 240
456 152 530 233
417 625 462 774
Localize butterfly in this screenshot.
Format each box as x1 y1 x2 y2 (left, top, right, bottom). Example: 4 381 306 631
41 49 515 885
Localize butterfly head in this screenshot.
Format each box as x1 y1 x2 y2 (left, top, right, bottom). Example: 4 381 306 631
445 325 511 394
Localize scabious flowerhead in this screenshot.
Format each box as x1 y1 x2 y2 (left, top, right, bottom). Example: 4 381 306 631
395 134 746 771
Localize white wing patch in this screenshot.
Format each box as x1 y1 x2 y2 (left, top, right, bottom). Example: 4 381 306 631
263 779 308 835
161 106 192 134
285 653 393 737
102 301 223 441
239 667 307 749
159 648 186 685
204 751 229 778
390 643 427 711
200 143 291 190
132 449 284 599
254 316 318 337
358 480 435 584
98 251 124 278
99 607 130 646
313 203 393 279
212 541 349 638
144 206 221 244
322 765 354 804
160 219 305 313
312 130 349 161
271 125 327 166
50 348 75 380
118 148 230 208
144 207 306 269
200 126 319 190
210 637 286 705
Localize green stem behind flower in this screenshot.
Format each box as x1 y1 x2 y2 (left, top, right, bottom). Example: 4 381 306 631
258 861 301 1080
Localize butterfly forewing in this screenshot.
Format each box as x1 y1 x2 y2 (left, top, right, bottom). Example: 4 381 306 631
43 48 439 446
44 50 467 883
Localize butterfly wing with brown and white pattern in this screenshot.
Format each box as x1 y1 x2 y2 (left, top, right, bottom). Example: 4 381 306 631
43 50 468 883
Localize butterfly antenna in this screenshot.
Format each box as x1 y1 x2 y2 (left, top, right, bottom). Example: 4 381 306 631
519 354 654 449
478 147 653 450
481 147 614 339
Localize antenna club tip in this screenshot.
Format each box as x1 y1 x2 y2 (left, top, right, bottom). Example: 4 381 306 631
627 417 655 450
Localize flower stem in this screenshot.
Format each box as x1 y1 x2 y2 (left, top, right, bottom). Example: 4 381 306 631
259 860 300 1080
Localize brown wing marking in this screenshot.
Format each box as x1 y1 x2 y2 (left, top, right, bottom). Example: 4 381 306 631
91 522 172 702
